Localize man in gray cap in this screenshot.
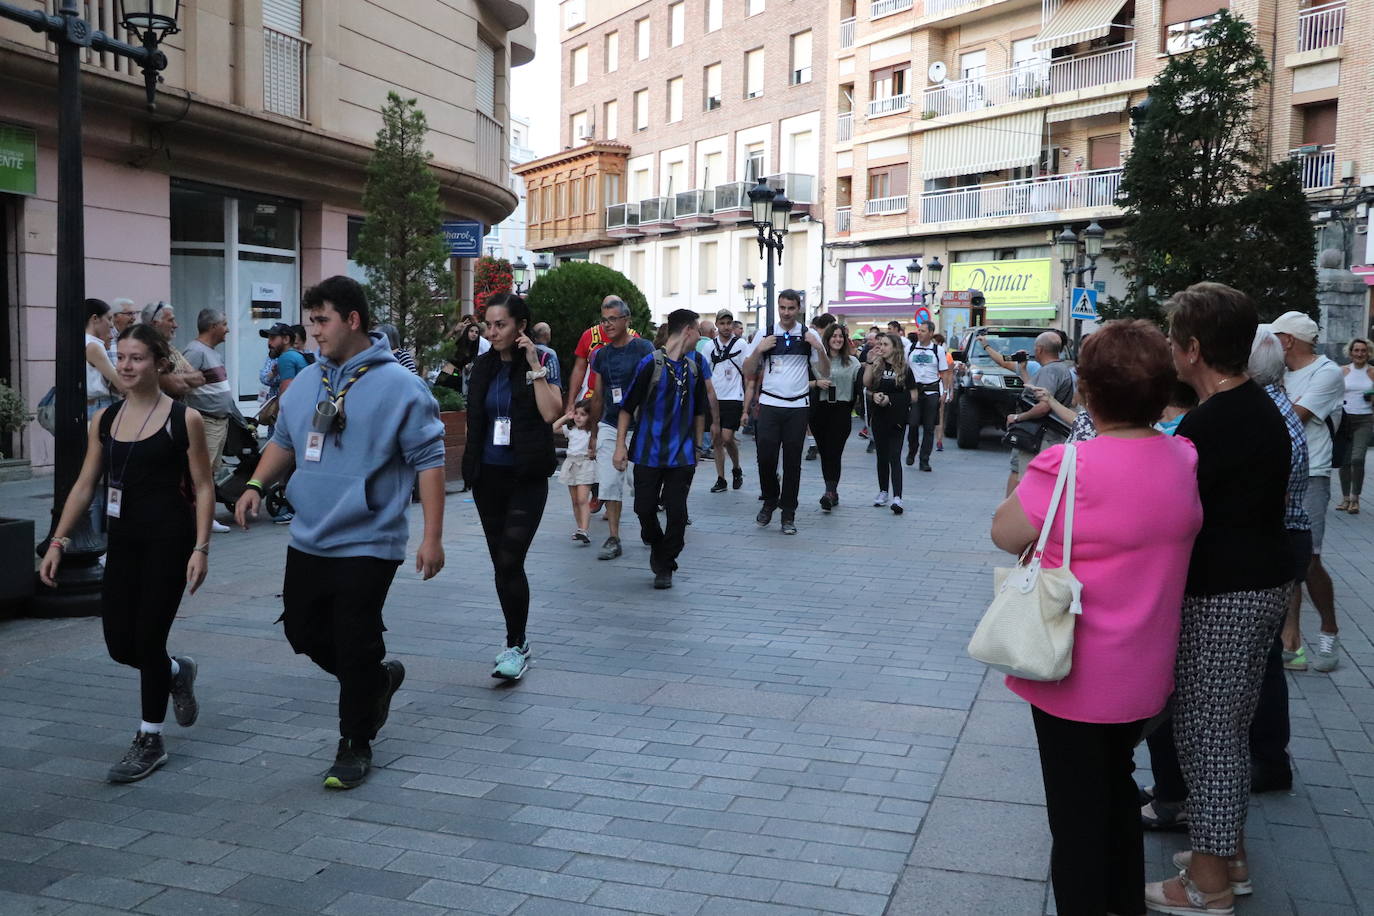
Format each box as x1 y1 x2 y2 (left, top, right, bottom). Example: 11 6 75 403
1270 310 1346 672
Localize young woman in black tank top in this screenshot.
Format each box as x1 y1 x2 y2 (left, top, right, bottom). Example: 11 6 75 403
40 324 215 784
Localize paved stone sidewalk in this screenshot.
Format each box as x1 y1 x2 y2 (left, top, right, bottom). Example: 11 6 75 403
0 428 1370 916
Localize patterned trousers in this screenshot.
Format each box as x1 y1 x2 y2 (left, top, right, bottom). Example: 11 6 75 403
1174 585 1289 856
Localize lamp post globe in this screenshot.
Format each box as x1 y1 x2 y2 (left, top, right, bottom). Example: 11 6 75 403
748 178 775 227
1055 225 1078 267
925 255 943 293
771 191 792 235
1081 220 1105 259
119 0 181 39
511 256 527 292
533 253 552 280
742 278 755 308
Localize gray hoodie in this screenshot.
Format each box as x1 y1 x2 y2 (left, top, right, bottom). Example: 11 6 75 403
271 332 444 560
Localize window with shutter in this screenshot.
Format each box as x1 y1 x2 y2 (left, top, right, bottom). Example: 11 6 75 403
790 31 812 85
745 48 764 99
476 40 497 117
700 241 718 294
706 0 722 32
669 2 685 47
636 18 650 60
704 63 722 110
635 89 649 130
263 0 306 119
571 46 588 86
605 32 619 72
263 0 302 34
668 77 684 123
604 100 618 139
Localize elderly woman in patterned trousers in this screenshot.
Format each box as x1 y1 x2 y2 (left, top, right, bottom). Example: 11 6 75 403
1145 283 1294 916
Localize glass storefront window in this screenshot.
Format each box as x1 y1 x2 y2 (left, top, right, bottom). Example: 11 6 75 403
238 196 298 249
171 185 226 243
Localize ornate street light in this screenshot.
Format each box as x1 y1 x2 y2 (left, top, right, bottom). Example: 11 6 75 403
533 253 552 279
742 278 756 308
747 179 794 328
1059 223 1107 343
748 178 776 227
510 256 529 294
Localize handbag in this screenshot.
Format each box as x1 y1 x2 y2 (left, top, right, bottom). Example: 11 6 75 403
1327 414 1352 470
968 443 1084 681
36 386 57 434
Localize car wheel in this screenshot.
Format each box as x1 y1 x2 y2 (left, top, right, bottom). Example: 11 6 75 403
956 396 981 450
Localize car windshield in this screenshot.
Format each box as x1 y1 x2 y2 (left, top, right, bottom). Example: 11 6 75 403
968 334 1039 368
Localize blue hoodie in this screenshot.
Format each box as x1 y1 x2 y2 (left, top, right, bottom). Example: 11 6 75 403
271 332 444 560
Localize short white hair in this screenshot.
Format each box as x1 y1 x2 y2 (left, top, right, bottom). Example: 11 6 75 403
1035 331 1063 356
1249 328 1286 387
141 301 171 325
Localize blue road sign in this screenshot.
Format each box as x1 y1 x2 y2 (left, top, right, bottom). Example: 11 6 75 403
442 220 484 258
1070 286 1099 321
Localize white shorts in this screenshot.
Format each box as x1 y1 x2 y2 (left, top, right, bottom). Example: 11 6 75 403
596 423 630 501
559 455 597 486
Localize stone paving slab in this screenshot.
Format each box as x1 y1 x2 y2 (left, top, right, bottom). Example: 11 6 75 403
0 428 1371 915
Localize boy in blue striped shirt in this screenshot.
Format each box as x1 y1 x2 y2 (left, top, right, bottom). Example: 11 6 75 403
613 309 711 589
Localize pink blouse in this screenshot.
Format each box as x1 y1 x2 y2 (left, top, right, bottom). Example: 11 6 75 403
1005 435 1203 723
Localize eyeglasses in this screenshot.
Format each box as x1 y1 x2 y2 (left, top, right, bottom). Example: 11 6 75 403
599 314 628 325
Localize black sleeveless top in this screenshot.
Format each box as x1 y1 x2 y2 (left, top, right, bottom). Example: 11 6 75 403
98 400 195 540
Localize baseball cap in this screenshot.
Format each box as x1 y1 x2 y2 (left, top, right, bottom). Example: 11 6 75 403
716 309 734 321
1268 311 1319 343
258 322 292 339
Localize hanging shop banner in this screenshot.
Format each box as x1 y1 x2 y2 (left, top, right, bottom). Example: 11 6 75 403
0 124 37 196
945 258 1053 309
842 257 919 304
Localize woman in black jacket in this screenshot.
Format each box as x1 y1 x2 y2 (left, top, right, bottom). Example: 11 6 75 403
463 294 563 681
862 333 916 515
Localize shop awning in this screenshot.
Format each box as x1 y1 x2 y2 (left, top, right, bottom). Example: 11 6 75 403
1046 94 1130 123
920 111 1044 180
1033 0 1130 50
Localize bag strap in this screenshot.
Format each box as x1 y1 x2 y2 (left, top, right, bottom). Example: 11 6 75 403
1031 443 1076 574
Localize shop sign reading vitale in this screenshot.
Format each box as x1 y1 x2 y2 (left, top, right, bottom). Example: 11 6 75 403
946 259 1053 307
842 257 923 304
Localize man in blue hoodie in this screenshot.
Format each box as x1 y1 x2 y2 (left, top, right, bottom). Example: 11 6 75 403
235 275 446 790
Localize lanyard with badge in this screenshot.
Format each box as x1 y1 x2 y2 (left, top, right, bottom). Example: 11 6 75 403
306 365 370 462
493 370 513 446
106 401 161 518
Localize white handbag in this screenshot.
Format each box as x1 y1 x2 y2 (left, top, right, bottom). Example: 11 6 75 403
968 443 1084 682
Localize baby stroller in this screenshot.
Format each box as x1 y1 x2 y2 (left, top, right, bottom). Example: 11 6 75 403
216 411 291 518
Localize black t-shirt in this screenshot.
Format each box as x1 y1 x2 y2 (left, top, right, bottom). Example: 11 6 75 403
1176 380 1290 596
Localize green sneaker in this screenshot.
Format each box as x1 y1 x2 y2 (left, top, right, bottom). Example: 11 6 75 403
1311 633 1340 672
1282 646 1308 671
492 644 530 681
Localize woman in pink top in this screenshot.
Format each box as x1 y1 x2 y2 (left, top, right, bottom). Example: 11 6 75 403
991 320 1203 916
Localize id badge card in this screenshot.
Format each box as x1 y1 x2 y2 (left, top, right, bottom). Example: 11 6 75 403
106 485 123 518
611 387 624 405
493 417 512 446
305 431 325 462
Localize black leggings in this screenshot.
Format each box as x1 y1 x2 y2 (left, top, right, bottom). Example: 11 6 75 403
473 466 548 648
810 401 853 492
871 419 906 497
102 534 193 723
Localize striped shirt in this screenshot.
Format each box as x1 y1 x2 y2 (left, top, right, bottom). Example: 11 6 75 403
624 350 711 468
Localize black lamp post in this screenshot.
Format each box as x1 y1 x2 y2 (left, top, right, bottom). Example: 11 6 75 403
533 253 552 281
1057 221 1105 343
0 0 180 613
905 257 943 315
511 256 529 294
748 178 792 330
742 277 757 331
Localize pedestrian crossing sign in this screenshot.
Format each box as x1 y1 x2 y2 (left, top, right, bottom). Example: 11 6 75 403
1070 287 1099 321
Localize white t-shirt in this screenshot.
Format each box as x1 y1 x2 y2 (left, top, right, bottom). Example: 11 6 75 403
907 342 945 385
566 426 592 458
708 335 747 402
1286 355 1345 477
85 334 110 399
743 322 825 408
1342 365 1374 416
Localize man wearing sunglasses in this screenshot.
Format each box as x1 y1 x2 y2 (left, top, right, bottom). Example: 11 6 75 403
588 298 654 560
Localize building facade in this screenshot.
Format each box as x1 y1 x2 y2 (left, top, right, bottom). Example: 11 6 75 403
484 115 538 264
826 0 1371 335
0 0 534 467
525 0 828 328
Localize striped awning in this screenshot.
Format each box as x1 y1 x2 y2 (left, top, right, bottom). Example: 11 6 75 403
920 111 1045 180
1046 94 1130 123
1033 0 1129 50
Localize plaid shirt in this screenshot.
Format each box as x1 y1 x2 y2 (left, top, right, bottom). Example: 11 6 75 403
1266 383 1311 531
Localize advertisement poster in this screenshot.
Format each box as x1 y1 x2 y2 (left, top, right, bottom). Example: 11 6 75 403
841 257 920 304
945 258 1052 309
251 282 283 320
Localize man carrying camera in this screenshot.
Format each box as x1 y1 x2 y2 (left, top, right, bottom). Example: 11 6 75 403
742 290 831 535
905 321 951 472
982 332 1073 496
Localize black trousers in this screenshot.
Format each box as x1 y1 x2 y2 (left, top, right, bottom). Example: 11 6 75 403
755 405 809 514
1148 634 1290 802
282 547 400 741
906 387 941 462
473 466 548 648
102 534 194 723
810 401 853 491
871 418 906 497
634 464 694 574
1032 706 1148 916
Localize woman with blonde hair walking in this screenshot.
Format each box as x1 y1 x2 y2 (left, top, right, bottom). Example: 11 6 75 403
1336 337 1374 513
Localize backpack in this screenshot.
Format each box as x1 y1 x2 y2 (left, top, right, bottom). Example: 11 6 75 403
648 348 700 391
765 322 812 359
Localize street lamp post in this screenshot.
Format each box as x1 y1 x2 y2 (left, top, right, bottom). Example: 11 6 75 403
747 178 792 330
511 256 529 294
0 0 180 613
1057 221 1105 344
741 278 757 332
905 257 944 318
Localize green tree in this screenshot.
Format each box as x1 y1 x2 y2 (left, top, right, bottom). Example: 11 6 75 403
1103 10 1317 323
355 92 453 360
524 261 652 374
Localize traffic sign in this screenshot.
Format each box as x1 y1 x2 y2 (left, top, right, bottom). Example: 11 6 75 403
913 306 932 326
441 220 484 258
1070 287 1099 321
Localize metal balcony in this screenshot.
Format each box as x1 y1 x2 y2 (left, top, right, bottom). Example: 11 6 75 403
919 168 1123 225
921 43 1134 118
1291 145 1337 190
840 17 856 48
1297 2 1345 51
712 181 753 222
638 196 676 233
865 195 908 215
867 93 911 119
836 206 852 235
870 0 913 18
837 112 853 142
605 202 643 238
673 189 716 228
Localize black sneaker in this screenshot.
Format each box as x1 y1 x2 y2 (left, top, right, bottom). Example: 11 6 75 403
108 732 168 784
732 468 744 489
710 477 728 493
756 504 776 527
805 445 818 461
905 452 916 466
169 656 198 727
324 738 372 790
819 493 834 512
373 660 406 735
653 571 673 589
780 517 798 535
920 461 932 472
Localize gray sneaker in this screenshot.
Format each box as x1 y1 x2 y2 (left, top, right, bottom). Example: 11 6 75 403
108 732 168 784
1312 632 1340 672
169 656 198 727
598 536 622 560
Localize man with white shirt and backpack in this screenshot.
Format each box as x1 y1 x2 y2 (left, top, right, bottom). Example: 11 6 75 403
707 310 747 494
905 321 951 473
742 291 831 535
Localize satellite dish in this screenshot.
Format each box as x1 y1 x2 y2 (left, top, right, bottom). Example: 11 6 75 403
928 61 948 83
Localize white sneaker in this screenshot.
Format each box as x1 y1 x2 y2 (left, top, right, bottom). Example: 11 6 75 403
891 496 904 515
1312 632 1340 672
873 491 890 507
210 520 230 533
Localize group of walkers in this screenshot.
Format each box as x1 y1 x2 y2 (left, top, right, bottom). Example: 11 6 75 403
990 283 1358 916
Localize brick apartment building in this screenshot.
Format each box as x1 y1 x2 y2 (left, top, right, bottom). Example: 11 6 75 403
517 0 829 328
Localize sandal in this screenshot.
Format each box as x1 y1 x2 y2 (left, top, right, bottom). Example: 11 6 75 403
1349 497 1360 515
1335 498 1350 511
1171 852 1252 896
1145 873 1234 915
1141 798 1188 831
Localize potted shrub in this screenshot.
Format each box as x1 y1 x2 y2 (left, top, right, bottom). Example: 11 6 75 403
432 385 467 483
0 381 35 615
0 381 31 482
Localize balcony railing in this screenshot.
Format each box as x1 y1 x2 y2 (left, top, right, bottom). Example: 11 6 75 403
765 173 816 204
925 0 979 14
920 168 1123 224
1297 2 1345 51
264 25 310 120
1292 145 1336 190
837 112 853 142
674 189 712 219
921 43 1135 118
840 17 856 48
713 181 751 213
475 111 505 186
836 206 852 234
867 93 911 118
870 0 913 18
606 202 641 230
639 196 674 225
865 195 908 215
